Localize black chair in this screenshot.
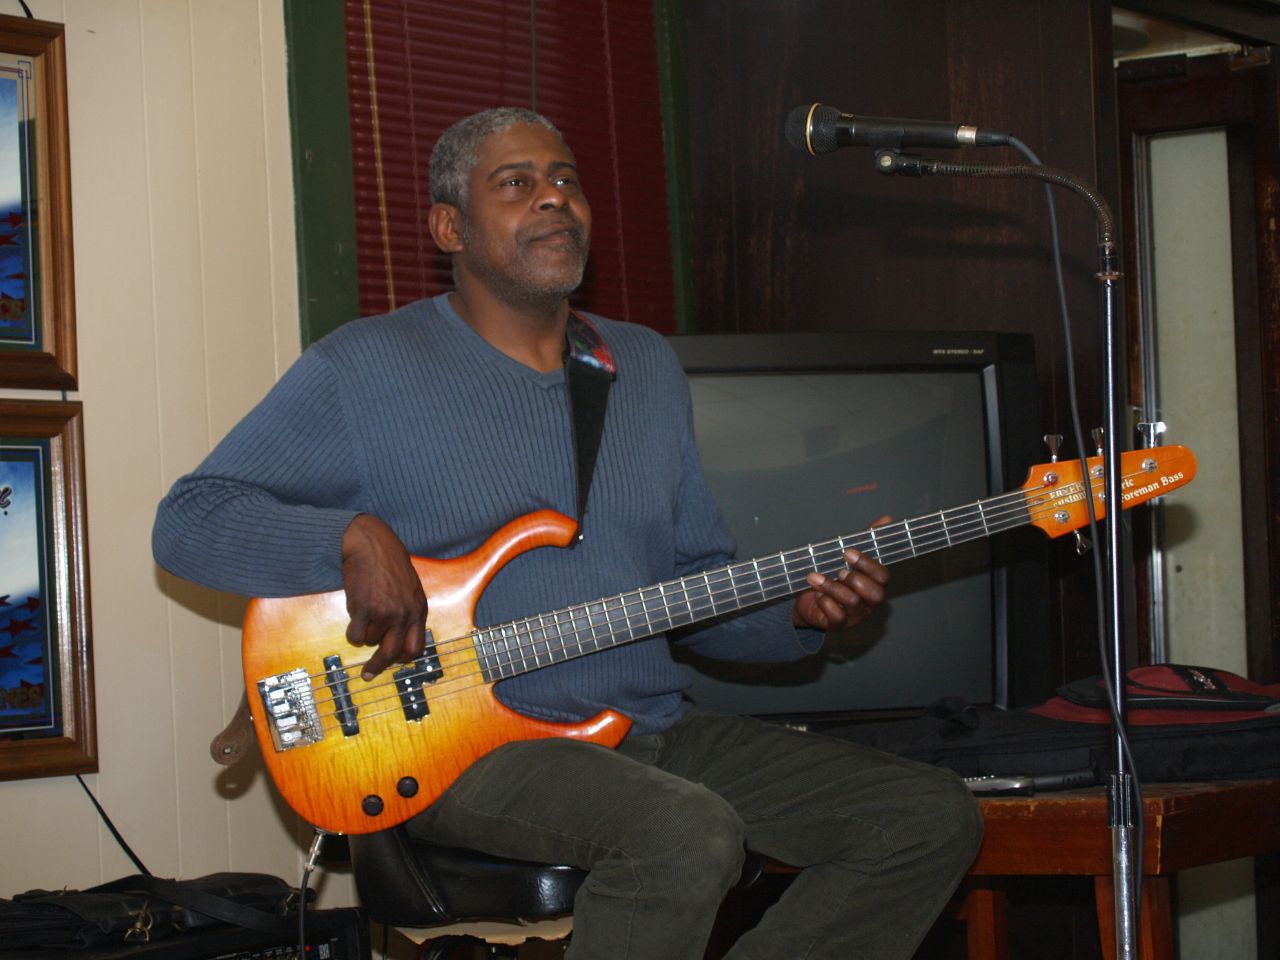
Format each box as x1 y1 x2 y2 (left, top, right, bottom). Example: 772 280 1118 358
348 826 582 958
348 826 769 959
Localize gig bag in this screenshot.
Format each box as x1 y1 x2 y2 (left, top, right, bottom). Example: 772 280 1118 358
0 872 303 951
829 663 1280 784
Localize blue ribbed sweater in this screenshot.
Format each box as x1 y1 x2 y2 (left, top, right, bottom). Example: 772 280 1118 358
152 295 819 733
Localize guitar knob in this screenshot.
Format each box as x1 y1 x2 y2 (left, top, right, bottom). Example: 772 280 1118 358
361 794 385 817
397 777 419 798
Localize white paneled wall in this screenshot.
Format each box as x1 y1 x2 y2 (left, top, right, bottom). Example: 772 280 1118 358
0 0 355 906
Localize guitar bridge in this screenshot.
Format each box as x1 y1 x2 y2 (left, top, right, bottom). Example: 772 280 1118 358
258 667 323 752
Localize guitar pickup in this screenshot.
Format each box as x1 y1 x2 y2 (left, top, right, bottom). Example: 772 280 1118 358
323 655 359 737
394 632 441 723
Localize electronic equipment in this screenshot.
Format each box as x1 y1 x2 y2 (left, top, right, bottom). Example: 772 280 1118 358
669 330 1052 719
9 908 370 960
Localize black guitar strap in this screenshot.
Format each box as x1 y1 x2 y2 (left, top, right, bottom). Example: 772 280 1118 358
565 312 616 541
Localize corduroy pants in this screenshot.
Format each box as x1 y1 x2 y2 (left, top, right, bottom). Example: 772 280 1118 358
406 710 983 959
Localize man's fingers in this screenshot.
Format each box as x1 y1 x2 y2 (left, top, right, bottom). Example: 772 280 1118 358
844 549 890 588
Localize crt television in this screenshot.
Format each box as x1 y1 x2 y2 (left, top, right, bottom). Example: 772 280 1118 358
668 330 1052 720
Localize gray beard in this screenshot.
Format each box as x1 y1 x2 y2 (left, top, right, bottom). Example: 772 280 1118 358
459 221 589 310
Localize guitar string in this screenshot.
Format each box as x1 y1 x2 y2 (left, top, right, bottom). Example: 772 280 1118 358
293 470 1127 727
282 466 1149 734
296 481 1044 718
296 474 1109 729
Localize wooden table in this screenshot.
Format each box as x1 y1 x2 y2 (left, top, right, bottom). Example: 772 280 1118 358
959 780 1280 959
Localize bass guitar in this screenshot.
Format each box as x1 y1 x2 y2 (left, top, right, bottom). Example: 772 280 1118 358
243 444 1196 834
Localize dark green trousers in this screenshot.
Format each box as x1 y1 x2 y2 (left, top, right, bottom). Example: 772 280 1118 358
407 710 983 959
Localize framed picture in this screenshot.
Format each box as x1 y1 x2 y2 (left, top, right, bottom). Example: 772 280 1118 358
0 15 75 389
0 399 95 779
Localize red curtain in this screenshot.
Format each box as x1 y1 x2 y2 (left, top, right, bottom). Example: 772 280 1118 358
343 0 677 332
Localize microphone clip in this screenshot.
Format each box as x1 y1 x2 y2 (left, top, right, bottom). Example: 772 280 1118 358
875 150 937 177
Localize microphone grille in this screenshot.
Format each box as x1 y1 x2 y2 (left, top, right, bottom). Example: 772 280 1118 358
806 104 842 154
784 104 841 155
784 105 815 152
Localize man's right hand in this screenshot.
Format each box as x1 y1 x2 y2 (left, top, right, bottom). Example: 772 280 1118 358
341 514 429 681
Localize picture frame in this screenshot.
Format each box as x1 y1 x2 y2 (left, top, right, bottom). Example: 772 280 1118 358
0 15 75 389
0 399 95 780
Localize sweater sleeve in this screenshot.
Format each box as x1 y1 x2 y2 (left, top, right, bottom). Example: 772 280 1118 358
152 347 363 597
665 372 826 663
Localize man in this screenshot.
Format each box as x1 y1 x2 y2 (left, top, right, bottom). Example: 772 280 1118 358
153 107 982 959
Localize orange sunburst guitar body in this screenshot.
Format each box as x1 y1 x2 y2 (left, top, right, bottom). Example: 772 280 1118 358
243 510 628 836
242 445 1197 835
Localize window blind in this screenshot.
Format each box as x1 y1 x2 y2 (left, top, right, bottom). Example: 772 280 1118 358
342 0 677 332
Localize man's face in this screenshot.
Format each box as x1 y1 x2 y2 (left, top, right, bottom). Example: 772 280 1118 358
455 123 592 308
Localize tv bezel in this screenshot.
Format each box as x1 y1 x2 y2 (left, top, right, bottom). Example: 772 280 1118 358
668 329 1052 717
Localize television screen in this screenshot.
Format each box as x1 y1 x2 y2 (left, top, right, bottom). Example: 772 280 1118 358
669 331 1050 719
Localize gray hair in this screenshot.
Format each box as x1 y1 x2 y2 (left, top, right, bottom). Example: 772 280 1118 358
429 107 561 210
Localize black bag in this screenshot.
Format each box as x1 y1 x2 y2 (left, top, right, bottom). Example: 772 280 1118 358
1 872 303 951
828 664 1280 785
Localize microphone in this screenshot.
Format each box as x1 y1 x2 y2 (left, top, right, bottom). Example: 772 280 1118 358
785 103 1009 155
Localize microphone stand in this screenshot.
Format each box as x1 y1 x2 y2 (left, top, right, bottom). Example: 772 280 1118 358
875 149 1139 959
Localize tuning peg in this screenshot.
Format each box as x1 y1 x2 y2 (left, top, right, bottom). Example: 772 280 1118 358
1074 531 1092 556
1091 428 1105 456
1136 421 1166 449
1043 434 1064 462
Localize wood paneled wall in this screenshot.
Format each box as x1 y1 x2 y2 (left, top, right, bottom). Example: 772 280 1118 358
683 0 1120 684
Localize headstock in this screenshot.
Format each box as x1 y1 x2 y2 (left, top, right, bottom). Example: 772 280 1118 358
1021 445 1197 538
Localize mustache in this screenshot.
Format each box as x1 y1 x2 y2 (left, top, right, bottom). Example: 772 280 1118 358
522 217 589 248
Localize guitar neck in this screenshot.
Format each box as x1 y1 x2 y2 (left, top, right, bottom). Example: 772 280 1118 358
474 484 1037 682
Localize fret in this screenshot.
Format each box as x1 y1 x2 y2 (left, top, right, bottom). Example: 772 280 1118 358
475 483 1055 681
600 597 623 646
702 570 718 616
534 613 556 664
534 619 555 669
489 625 509 678
585 601 606 649
558 605 581 653
611 593 632 647
758 554 785 599
776 550 792 594
681 572 710 622
579 604 595 651
581 600 596 647
474 630 495 681
524 618 546 668
939 509 953 546
724 564 744 611
637 587 656 635
545 609 565 659
569 602 589 652
527 621 547 669
673 575 697 629
483 627 507 680
640 586 668 633
502 623 525 673
657 581 674 631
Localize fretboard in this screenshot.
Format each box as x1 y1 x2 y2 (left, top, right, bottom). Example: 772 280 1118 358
474 485 1038 682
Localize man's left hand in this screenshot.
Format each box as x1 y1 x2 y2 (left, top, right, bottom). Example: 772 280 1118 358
792 526 890 632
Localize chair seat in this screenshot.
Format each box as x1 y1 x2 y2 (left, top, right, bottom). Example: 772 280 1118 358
349 826 586 928
350 824 770 932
